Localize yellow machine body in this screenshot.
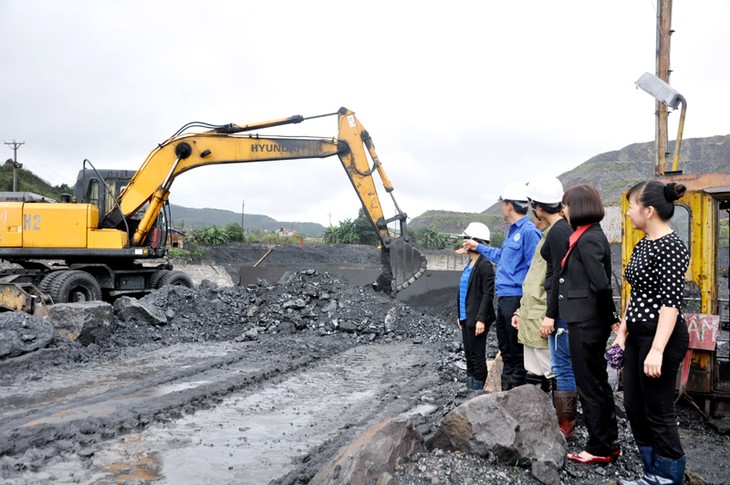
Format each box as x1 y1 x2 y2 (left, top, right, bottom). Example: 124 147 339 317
621 172 730 409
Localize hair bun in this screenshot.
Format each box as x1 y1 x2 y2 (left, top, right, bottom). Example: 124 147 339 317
663 182 686 202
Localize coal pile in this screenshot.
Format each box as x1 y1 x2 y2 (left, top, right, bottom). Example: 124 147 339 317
114 269 454 347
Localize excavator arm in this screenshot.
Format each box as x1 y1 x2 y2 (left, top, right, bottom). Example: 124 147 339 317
107 107 426 294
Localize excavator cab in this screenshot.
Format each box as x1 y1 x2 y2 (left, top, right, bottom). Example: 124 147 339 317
74 167 169 249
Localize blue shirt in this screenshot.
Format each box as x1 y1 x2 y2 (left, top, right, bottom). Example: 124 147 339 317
475 215 541 297
459 262 474 320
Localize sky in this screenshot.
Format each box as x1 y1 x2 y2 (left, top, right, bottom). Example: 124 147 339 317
1 1 729 229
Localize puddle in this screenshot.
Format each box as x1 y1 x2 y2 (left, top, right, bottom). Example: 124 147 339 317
58 342 437 484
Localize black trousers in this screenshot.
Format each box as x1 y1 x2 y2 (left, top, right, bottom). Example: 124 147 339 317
623 319 688 459
461 321 488 382
568 319 619 456
496 296 525 386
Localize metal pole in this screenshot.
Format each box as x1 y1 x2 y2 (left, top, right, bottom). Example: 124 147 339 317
4 140 25 191
655 0 672 176
241 200 245 240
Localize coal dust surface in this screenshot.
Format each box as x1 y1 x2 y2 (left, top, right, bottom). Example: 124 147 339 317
0 243 727 485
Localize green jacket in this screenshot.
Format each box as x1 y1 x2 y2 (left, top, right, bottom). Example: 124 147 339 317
514 226 549 349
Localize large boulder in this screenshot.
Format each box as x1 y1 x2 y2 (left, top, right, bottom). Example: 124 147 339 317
48 301 116 345
310 417 426 485
113 296 167 325
429 385 565 485
0 312 54 359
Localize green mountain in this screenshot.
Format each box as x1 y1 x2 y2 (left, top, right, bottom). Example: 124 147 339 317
0 160 72 197
409 210 506 235
416 134 730 226
168 205 325 236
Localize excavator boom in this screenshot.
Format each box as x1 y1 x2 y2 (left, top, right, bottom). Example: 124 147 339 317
108 107 426 294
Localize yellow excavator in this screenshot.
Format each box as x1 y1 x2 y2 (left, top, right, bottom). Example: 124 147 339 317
0 107 427 313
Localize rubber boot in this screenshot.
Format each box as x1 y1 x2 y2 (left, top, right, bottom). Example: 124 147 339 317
618 446 657 485
653 454 686 485
554 390 578 440
466 375 474 390
500 374 512 391
470 379 485 390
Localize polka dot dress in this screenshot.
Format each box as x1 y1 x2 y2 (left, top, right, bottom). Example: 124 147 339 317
624 232 689 327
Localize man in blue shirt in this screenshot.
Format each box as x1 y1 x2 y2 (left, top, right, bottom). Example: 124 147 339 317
464 181 542 390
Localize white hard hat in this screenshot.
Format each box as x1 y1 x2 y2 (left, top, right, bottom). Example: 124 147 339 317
462 222 491 242
526 176 564 205
500 181 528 203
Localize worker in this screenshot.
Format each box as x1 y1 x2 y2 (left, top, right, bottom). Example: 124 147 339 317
456 222 496 391
510 212 552 393
464 181 541 390
614 181 690 485
527 175 579 440
558 184 620 465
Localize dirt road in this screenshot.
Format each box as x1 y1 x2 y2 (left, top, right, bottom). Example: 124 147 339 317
1 335 442 484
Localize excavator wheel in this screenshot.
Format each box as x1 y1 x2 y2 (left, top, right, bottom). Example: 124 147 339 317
38 271 62 295
157 270 194 289
47 270 103 304
149 269 171 289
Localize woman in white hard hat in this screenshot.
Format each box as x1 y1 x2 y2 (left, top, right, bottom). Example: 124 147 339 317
526 175 579 441
456 222 496 390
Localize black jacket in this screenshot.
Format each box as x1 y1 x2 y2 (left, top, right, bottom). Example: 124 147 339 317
457 255 496 328
557 224 618 325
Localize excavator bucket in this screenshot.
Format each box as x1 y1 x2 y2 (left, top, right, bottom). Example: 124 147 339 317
0 282 52 317
377 238 428 295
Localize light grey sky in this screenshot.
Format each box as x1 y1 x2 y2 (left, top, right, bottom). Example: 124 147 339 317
2 1 728 228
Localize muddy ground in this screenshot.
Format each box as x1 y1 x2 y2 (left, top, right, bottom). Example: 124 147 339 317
0 243 728 484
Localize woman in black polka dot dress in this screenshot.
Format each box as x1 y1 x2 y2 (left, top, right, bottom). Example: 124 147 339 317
614 180 690 485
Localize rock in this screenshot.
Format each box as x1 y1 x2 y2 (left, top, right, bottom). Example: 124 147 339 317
338 321 358 333
0 312 54 359
113 297 167 325
429 385 565 485
242 327 259 341
47 302 116 345
384 307 397 332
310 417 427 485
199 279 218 289
485 353 503 393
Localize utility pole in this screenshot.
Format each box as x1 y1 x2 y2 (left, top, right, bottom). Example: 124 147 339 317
655 0 673 176
4 139 25 191
241 200 245 240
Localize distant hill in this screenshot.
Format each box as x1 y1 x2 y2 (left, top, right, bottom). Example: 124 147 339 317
0 160 72 197
168 204 326 236
415 134 730 226
409 210 507 235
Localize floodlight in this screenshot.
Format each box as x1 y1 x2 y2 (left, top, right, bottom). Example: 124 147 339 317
634 72 687 174
635 72 682 109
